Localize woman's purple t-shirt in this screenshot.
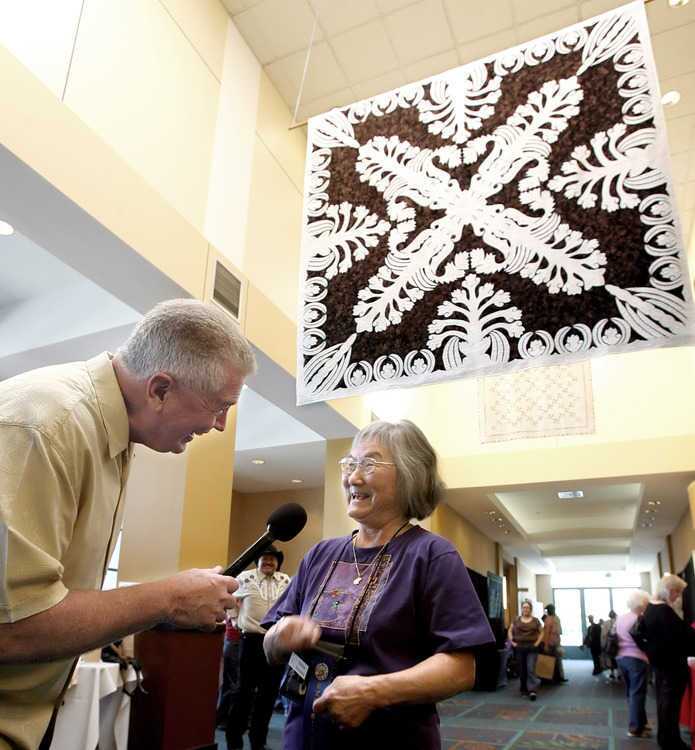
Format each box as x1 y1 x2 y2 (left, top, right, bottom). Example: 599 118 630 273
262 525 494 749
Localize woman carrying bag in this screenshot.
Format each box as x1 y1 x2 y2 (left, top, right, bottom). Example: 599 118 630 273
508 601 544 701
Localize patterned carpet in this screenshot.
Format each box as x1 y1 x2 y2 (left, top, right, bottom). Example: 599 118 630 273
217 660 674 750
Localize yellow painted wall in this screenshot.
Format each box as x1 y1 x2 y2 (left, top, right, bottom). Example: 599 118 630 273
228 487 324 576
178 408 238 571
323 438 356 540
430 502 497 575
119 446 189 582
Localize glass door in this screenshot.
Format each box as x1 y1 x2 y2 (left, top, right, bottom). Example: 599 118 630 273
553 588 584 658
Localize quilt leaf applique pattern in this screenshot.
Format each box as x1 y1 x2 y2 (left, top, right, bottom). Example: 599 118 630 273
297 1 693 404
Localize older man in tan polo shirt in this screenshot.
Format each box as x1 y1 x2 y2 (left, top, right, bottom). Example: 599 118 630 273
0 299 256 750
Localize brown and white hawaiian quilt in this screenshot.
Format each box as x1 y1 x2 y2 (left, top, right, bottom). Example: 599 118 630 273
296 0 694 405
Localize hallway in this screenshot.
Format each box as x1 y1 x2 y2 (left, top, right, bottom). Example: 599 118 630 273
216 660 671 749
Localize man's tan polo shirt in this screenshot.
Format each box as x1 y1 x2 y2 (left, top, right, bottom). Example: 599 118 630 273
0 353 131 750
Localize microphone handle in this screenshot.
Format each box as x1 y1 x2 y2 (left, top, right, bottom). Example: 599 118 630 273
223 530 275 577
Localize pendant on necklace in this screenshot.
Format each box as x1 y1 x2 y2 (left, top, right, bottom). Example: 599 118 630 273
353 576 362 585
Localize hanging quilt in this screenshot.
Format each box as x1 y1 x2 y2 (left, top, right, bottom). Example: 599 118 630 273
479 361 595 443
296 0 694 405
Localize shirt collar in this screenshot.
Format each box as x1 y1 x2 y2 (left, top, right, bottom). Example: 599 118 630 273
86 352 131 459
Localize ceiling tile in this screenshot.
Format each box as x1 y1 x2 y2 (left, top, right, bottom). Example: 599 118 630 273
511 0 575 25
580 0 626 21
297 87 356 121
660 71 695 119
444 0 513 45
652 23 695 80
458 29 517 65
330 19 399 84
309 0 380 36
384 0 454 65
688 151 695 181
647 0 695 35
220 0 248 14
265 41 349 109
376 0 419 12
352 69 408 101
233 0 321 64
672 157 689 183
404 48 459 83
682 210 694 244
667 115 695 154
516 6 580 45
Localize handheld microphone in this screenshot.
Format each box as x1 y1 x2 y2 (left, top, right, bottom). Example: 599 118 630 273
223 502 307 577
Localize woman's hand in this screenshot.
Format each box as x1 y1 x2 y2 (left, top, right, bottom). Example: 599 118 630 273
313 675 378 728
264 616 320 663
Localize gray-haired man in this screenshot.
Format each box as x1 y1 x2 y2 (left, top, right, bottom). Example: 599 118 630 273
0 299 256 750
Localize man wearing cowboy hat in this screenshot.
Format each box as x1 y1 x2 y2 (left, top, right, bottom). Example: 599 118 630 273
225 545 290 750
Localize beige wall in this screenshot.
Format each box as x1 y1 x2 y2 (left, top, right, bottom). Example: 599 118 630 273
671 505 695 573
516 559 537 603
228 487 324 577
536 574 552 607
430 503 496 576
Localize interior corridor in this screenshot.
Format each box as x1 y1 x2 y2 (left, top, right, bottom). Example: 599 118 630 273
216 659 666 750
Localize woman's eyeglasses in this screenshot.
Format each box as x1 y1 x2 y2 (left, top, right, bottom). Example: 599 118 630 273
338 457 395 476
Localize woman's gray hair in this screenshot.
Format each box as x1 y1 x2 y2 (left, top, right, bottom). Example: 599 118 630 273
626 590 650 612
655 573 687 602
351 419 445 521
118 299 256 394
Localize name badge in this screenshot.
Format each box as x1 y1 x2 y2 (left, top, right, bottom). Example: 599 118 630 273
289 652 309 680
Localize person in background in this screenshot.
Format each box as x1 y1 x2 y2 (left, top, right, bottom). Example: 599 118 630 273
0 299 256 750
642 574 695 750
225 546 290 750
216 611 242 729
586 615 603 675
601 610 619 680
509 600 544 701
615 590 651 739
541 603 567 683
262 419 494 750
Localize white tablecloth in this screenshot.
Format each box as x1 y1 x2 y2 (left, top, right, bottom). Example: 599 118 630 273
50 660 137 750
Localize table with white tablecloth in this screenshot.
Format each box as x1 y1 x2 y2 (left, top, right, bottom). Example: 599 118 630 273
50 659 137 750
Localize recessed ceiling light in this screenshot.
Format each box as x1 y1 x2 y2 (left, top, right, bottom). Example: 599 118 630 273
558 490 584 499
662 90 681 107
503 529 510 535
291 478 303 484
669 0 689 7
0 220 14 236
251 458 265 465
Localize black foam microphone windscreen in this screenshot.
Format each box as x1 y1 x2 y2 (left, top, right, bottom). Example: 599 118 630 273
267 502 307 541
223 502 307 577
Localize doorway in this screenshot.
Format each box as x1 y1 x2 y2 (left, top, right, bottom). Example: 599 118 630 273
552 586 635 659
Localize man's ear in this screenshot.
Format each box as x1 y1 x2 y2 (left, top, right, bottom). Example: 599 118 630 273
147 373 174 410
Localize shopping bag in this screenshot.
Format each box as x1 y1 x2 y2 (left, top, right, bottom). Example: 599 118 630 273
535 653 556 680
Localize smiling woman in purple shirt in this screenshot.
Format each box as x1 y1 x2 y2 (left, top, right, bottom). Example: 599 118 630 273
262 419 494 750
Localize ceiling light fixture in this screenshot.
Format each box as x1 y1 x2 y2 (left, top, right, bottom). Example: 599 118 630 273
251 458 265 465
291 478 303 484
558 490 584 499
669 0 690 7
662 90 681 107
0 220 14 236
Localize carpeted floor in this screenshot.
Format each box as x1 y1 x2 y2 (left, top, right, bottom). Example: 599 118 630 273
216 660 676 749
